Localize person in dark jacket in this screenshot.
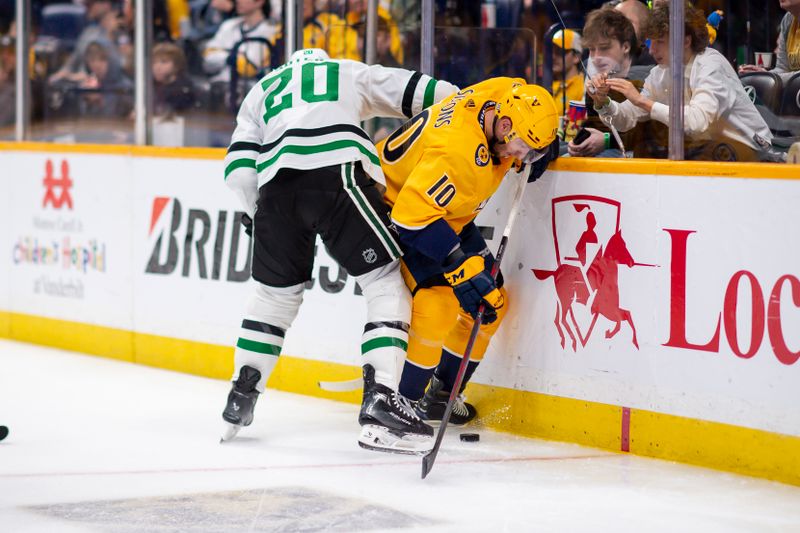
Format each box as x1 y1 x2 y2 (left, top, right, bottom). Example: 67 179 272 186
152 42 196 116
78 40 133 118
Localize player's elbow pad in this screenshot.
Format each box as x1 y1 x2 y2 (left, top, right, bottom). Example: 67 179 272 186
396 218 460 264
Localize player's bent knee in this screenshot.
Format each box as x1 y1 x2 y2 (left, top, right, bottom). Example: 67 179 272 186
247 282 305 331
358 261 412 323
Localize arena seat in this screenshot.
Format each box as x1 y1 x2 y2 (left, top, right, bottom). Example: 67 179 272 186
780 71 800 117
740 72 783 115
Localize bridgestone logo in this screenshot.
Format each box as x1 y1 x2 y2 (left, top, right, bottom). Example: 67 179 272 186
145 197 251 282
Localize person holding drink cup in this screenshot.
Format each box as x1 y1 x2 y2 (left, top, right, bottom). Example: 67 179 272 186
567 6 656 158
590 1 775 162
738 0 800 81
551 29 586 121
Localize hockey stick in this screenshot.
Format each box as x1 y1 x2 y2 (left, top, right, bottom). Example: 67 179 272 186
421 167 531 478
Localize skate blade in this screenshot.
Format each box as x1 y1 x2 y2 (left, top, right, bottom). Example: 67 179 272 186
220 422 241 443
420 417 471 428
358 425 433 456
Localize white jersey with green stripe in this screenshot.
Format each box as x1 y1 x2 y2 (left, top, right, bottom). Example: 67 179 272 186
224 50 458 216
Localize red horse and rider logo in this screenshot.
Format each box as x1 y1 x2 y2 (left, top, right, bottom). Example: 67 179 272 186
533 195 654 351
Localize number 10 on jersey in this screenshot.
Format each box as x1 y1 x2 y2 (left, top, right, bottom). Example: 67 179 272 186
426 175 456 207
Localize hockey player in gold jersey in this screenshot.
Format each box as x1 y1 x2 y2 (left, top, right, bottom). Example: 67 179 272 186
377 78 560 424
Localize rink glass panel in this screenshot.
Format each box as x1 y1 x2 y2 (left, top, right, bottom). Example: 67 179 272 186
11 1 797 161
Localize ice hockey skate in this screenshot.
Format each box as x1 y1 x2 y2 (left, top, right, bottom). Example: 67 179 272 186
220 365 261 442
415 373 477 426
358 364 434 455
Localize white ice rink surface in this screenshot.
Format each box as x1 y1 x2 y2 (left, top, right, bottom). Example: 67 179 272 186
1 339 799 533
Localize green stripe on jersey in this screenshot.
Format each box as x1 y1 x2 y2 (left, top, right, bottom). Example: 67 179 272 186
256 139 380 172
224 158 256 179
343 163 402 257
423 79 437 109
236 338 281 356
361 336 408 354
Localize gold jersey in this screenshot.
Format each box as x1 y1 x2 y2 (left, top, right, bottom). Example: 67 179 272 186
305 12 360 60
378 77 524 235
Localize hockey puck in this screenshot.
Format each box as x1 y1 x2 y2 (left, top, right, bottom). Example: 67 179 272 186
460 432 479 442
0 426 8 442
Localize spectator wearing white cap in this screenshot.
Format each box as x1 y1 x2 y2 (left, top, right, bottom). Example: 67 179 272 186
551 28 586 118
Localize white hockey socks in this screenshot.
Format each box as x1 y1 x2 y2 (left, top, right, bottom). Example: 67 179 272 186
232 283 304 392
357 261 412 388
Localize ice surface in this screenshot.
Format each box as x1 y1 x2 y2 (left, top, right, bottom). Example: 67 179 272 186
1 339 799 532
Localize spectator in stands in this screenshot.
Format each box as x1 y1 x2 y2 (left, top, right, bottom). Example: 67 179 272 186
6 18 48 79
202 0 280 83
193 0 236 40
354 16 401 68
0 54 14 126
303 0 321 47
116 0 134 77
614 0 655 66
739 0 800 81
78 40 133 118
650 0 725 47
569 6 657 158
551 28 585 118
159 0 191 41
49 0 118 84
153 42 196 116
590 1 775 162
4 19 47 120
304 0 402 62
307 1 362 60
343 0 403 64
551 28 585 144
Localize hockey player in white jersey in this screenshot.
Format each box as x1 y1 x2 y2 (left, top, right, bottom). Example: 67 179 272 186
221 48 458 454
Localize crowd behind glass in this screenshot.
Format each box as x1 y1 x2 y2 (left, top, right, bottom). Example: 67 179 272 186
0 0 797 162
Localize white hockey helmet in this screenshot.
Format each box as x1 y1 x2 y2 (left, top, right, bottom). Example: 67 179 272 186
290 48 330 62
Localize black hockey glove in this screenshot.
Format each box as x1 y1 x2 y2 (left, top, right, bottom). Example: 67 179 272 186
241 213 253 237
443 248 504 324
528 138 560 183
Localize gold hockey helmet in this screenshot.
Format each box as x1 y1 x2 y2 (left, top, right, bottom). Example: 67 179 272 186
495 84 559 150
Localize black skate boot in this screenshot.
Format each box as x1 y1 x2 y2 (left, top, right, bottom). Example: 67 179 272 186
358 364 434 455
416 373 477 426
220 365 261 442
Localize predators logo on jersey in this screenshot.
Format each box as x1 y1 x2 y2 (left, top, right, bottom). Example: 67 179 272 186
474 144 490 167
378 77 526 235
